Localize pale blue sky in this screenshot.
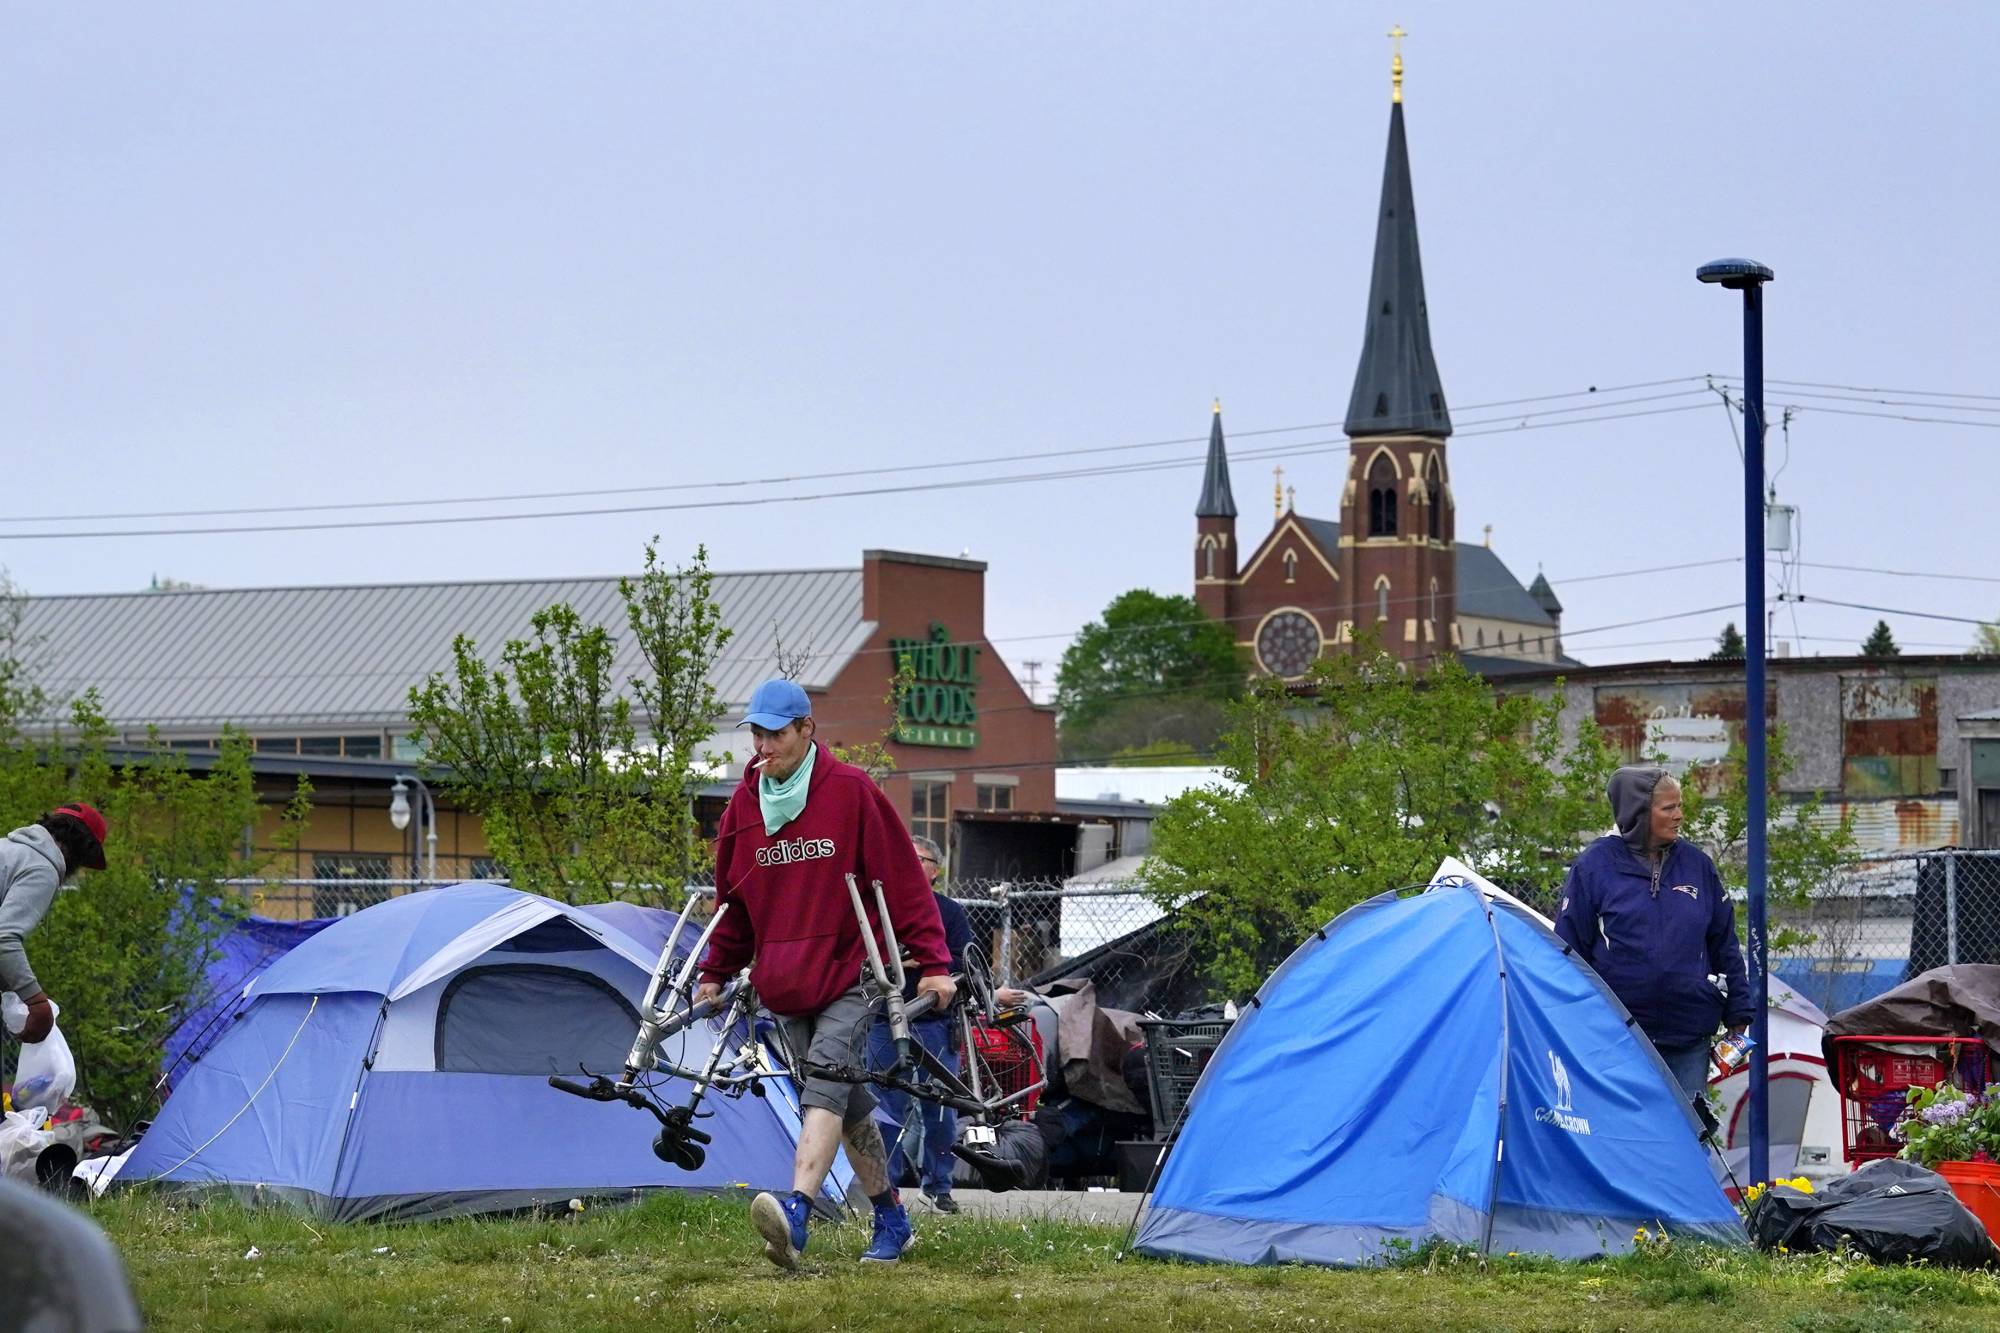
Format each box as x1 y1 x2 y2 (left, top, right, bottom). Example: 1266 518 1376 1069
4 4 1997 686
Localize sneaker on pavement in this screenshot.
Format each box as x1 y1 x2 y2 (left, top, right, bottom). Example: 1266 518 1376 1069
751 1190 811 1271
860 1202 914 1263
922 1190 960 1215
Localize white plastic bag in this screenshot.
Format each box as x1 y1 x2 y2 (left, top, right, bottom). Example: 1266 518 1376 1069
0 1106 55 1183
5 995 76 1112
0 990 23 1034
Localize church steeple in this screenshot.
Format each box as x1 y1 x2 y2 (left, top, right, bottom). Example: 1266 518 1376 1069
1334 34 1457 665
1193 399 1238 622
1343 61 1452 439
1195 399 1237 518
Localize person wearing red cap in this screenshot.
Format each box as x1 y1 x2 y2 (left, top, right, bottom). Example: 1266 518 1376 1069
1 803 108 1048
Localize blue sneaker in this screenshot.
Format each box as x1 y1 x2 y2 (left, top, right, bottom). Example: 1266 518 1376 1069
751 1190 811 1271
860 1200 914 1263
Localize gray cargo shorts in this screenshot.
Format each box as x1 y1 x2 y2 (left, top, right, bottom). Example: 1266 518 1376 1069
774 985 877 1128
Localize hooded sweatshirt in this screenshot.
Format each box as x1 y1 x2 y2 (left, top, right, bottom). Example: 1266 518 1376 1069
698 743 950 1018
0 825 67 997
1553 765 1755 1049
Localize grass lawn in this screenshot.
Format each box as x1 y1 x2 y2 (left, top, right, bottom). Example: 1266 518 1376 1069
91 1189 2000 1332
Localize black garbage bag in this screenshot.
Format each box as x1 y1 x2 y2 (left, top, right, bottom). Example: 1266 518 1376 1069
951 1119 1049 1193
1748 1159 2000 1268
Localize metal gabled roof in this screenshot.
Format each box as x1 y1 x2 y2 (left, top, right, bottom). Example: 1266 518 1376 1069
1283 514 1552 629
1454 544 1555 628
19 568 873 730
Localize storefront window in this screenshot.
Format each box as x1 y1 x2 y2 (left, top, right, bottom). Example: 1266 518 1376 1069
911 779 951 859
976 783 1014 812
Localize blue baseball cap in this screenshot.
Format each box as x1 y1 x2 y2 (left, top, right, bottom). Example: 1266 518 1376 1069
740 678 813 730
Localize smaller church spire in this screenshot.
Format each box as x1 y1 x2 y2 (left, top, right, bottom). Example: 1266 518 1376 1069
1273 465 1285 519
1527 570 1563 617
1196 400 1237 519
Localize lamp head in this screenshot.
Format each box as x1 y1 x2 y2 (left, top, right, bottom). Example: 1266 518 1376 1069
1696 257 1775 290
388 777 412 832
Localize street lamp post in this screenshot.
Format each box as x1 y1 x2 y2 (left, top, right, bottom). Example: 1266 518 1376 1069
1697 256 1774 1188
389 774 438 883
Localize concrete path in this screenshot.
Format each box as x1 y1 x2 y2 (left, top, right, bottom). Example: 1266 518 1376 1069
934 1188 1146 1228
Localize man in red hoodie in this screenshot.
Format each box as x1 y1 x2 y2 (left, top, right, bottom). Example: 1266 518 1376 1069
695 678 955 1269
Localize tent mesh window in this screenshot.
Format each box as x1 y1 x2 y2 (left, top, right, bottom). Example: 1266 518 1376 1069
434 964 640 1076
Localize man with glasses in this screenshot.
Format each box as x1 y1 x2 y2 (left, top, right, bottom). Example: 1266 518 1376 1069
868 834 973 1213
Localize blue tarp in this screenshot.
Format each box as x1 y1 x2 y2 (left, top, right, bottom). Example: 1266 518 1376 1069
1135 886 1747 1265
124 884 814 1220
163 912 334 1093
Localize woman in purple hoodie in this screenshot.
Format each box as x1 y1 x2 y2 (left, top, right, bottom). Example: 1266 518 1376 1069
1554 765 1754 1101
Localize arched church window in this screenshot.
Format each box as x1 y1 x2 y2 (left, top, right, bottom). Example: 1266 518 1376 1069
1375 577 1390 623
1429 578 1439 629
1366 455 1398 537
1476 627 1485 648
1425 456 1444 541
1283 550 1298 583
1202 539 1216 579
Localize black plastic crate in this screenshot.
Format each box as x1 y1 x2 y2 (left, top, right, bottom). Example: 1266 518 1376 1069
1139 1018 1231 1132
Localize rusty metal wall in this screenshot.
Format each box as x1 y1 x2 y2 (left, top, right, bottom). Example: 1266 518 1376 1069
1801 797 1960 856
1840 675 1939 798
1591 680 1777 766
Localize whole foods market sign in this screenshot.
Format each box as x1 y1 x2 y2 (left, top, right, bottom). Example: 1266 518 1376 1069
890 623 979 748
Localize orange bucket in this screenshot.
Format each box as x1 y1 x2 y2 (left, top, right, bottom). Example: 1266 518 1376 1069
1937 1160 2000 1240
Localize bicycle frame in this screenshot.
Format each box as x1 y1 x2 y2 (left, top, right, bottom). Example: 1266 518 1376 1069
553 877 1045 1172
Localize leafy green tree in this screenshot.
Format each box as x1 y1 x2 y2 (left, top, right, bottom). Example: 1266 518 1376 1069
1678 725 1858 948
1973 617 2000 657
1138 641 1617 995
408 541 733 904
1860 620 1901 659
0 568 49 731
1055 590 1245 759
1710 622 1746 660
0 697 309 1132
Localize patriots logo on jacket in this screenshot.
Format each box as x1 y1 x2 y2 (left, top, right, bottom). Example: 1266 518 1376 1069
1671 884 1700 901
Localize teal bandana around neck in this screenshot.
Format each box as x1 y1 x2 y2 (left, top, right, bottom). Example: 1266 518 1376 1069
758 744 817 836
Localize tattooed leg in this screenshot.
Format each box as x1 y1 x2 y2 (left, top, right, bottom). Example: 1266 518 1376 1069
839 1112 892 1197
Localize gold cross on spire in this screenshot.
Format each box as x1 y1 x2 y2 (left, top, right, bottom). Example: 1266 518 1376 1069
1273 465 1286 519
1388 23 1407 104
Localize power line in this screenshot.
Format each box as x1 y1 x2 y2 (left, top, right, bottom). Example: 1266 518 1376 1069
1734 387 2000 415
1778 595 1996 629
1771 403 2000 430
1763 376 2000 404
1707 379 2000 431
1783 558 2000 587
1451 375 1710 410
0 378 1719 527
0 400 1720 542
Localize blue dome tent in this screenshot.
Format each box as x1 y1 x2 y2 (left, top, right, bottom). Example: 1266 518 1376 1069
1135 882 1746 1264
123 883 837 1221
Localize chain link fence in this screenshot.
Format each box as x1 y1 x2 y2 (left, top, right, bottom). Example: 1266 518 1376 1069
1769 849 2000 1016
218 870 1199 1009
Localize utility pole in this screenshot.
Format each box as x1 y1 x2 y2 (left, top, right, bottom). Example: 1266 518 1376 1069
1698 256 1774 1188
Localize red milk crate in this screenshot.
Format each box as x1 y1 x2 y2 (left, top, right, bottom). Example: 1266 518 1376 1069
1832 1035 1991 1165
